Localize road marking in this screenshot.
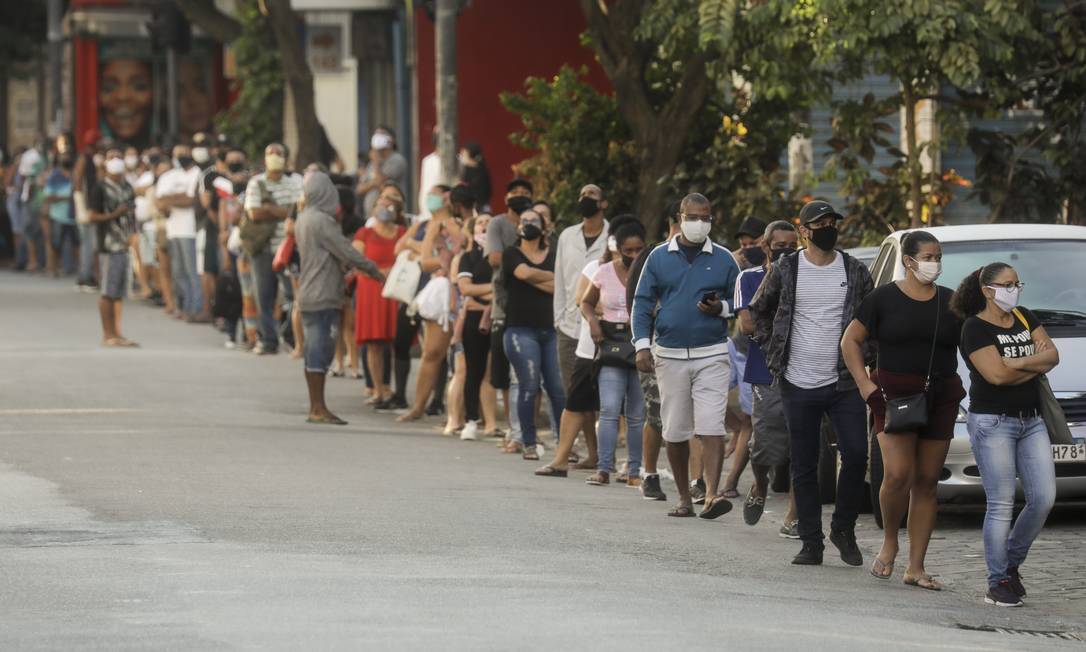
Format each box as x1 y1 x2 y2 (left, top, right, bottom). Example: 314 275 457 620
0 408 141 416
0 429 144 435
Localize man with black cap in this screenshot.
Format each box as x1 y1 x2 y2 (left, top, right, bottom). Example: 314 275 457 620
733 215 767 270
749 200 873 567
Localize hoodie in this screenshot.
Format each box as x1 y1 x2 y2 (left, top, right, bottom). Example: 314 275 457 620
295 172 381 312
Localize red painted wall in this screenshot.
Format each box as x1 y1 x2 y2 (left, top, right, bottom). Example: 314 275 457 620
415 0 610 211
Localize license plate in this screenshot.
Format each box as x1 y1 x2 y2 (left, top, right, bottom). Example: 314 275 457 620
1052 443 1086 463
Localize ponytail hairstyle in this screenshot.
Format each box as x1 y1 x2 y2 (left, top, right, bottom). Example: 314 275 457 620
901 230 939 260
950 262 1012 318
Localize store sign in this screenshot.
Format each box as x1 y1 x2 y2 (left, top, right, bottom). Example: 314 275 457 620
307 25 343 73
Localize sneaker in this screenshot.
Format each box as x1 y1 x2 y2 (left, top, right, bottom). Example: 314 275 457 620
778 520 800 539
691 478 707 505
985 581 1024 607
425 403 445 417
640 474 667 501
1007 566 1027 598
829 529 863 567
376 396 408 411
460 421 480 441
224 340 237 350
792 543 824 566
253 342 278 356
742 487 766 526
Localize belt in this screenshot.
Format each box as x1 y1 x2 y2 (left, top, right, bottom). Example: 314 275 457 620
1000 408 1042 419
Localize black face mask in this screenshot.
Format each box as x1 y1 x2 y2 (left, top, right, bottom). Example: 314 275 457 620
520 224 542 241
508 196 533 216
177 156 194 168
742 246 766 266
578 197 599 218
227 161 244 173
621 254 636 268
808 225 839 251
771 247 795 262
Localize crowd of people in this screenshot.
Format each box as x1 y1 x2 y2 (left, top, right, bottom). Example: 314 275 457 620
2 126 1063 610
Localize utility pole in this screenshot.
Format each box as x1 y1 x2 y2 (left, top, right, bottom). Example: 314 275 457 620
47 0 64 135
435 0 458 185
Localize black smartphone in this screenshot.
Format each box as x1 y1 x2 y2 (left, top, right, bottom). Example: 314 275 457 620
701 291 717 303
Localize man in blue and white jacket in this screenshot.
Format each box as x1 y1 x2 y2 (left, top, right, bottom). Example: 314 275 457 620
632 193 740 519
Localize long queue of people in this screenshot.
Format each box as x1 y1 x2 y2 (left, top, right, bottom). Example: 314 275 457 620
5 131 1062 610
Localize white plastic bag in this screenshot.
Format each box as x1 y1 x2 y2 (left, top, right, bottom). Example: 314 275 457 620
381 250 422 304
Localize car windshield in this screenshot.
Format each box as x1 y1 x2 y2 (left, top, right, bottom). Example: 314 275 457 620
940 239 1086 320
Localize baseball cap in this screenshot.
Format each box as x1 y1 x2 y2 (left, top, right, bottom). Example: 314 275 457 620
736 216 768 239
799 200 843 224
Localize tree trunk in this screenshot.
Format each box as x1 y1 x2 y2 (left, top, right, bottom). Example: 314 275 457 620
435 0 458 185
265 0 320 168
636 131 688 240
902 85 923 228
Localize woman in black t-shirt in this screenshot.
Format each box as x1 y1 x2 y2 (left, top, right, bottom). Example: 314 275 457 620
455 214 499 440
842 231 965 590
501 209 566 460
951 262 1059 607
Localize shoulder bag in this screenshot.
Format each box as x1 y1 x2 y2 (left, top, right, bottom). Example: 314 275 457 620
382 250 423 304
595 320 636 369
1012 308 1074 445
881 293 940 433
239 180 278 256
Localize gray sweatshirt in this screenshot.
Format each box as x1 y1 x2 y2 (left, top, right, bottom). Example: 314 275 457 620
295 172 381 312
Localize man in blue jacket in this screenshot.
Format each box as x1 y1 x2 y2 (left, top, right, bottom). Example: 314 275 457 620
632 193 740 519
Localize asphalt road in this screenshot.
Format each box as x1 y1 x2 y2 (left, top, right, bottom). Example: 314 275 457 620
2 272 1084 651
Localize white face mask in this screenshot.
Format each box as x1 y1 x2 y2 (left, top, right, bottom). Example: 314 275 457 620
680 220 711 244
907 257 942 284
371 133 392 151
105 158 126 176
986 285 1021 313
124 154 139 170
192 147 210 165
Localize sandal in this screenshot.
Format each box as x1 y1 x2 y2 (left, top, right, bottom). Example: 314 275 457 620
720 487 740 499
668 503 696 518
571 459 598 470
501 440 524 454
586 471 610 486
870 557 895 580
903 573 943 591
522 448 540 461
306 414 348 426
535 465 568 478
567 451 581 465
700 496 734 520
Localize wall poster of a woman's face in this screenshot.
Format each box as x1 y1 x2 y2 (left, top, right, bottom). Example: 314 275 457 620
98 56 154 146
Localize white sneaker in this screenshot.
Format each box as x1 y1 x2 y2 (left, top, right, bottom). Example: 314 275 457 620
460 421 479 441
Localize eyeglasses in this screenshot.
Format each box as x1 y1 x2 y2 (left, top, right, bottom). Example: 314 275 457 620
987 282 1025 290
681 212 712 223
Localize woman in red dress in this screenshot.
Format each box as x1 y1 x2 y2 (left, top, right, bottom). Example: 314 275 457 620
352 195 405 404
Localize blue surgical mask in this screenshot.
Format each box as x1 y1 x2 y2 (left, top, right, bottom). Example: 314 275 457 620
426 194 444 213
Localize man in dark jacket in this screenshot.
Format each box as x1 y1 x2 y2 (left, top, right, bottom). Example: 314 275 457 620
749 200 873 567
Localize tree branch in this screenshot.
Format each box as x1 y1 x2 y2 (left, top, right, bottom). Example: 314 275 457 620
172 0 241 43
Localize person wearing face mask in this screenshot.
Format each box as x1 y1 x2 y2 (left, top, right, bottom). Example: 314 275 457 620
749 200 873 567
455 213 501 441
42 154 80 276
501 209 565 460
733 216 768 270
87 148 138 346
155 144 204 322
356 127 407 219
841 231 965 590
949 262 1059 607
734 220 799 536
242 142 304 354
631 193 740 519
351 194 407 405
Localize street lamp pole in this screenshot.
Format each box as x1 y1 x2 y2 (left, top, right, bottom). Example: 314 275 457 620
435 0 458 185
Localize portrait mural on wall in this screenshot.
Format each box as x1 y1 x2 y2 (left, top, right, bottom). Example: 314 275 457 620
96 40 216 147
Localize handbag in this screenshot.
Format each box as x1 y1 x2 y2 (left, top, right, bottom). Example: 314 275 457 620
881 294 940 433
595 320 636 369
382 250 423 304
413 276 451 329
272 233 295 273
1012 309 1074 445
239 180 278 256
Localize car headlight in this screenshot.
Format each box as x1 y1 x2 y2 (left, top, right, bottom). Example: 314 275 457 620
956 404 968 424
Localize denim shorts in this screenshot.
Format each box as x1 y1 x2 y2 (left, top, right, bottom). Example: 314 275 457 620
301 308 341 374
99 252 129 300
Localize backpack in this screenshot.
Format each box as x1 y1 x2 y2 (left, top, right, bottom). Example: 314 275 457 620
212 272 242 321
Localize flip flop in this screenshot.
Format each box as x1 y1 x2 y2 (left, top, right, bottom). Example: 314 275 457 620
903 573 943 591
720 488 740 499
668 503 696 518
870 557 895 580
306 415 348 426
699 497 734 520
534 465 568 478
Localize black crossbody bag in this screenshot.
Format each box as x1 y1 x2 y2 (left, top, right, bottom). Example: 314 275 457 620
881 294 940 433
595 320 636 369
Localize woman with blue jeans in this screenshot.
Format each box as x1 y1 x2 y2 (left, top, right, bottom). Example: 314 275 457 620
501 209 565 461
580 221 646 486
952 262 1059 608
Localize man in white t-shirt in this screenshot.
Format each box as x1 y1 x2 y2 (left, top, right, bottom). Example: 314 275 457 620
156 144 203 320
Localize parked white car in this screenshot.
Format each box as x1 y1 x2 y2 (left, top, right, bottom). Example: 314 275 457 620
865 224 1086 525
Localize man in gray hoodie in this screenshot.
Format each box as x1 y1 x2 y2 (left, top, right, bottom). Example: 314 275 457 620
295 171 384 425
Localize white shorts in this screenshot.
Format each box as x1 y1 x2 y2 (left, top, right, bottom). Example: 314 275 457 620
655 353 730 443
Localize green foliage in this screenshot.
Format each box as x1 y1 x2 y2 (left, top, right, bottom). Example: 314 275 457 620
0 0 46 77
968 129 1060 223
215 0 282 162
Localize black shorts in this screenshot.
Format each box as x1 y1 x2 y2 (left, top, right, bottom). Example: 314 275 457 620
565 356 599 413
203 221 220 274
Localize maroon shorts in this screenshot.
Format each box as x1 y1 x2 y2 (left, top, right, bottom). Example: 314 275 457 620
866 370 966 440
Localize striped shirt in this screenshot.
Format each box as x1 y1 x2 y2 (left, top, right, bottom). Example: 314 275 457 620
784 251 847 389
244 172 303 248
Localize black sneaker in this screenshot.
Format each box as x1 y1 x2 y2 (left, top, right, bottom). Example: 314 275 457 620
742 487 765 526
1007 566 1027 598
640 474 667 501
425 403 445 417
691 478 707 505
829 528 863 567
792 543 823 565
985 580 1023 607
377 396 408 411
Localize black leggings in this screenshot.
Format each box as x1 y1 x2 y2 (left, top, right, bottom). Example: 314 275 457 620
393 304 419 400
461 310 491 422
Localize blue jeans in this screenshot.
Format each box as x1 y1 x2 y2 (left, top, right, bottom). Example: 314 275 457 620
168 237 202 316
302 309 340 374
597 365 644 476
968 413 1056 587
250 249 279 350
77 223 97 285
503 326 565 447
780 380 869 547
